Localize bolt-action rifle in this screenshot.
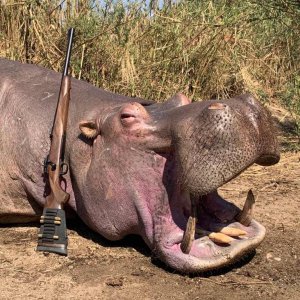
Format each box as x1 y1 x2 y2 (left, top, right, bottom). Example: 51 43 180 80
37 28 75 255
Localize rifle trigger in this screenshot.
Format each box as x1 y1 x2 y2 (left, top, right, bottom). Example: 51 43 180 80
60 162 69 175
43 156 56 173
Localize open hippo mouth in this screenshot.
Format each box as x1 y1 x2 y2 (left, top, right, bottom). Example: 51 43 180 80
181 190 258 255
168 189 264 272
152 151 279 273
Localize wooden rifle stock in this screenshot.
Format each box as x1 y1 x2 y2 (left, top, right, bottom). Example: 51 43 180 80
37 28 74 256
45 76 70 209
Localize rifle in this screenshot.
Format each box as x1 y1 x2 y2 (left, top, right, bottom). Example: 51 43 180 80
37 28 75 256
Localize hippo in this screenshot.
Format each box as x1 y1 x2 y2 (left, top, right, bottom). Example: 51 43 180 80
0 59 279 273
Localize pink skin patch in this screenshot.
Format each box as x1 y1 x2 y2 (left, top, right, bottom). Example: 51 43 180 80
208 102 226 110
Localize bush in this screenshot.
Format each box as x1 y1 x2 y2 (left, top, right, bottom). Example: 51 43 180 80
0 0 299 113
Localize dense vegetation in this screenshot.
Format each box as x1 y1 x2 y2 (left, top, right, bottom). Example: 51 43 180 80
0 0 299 140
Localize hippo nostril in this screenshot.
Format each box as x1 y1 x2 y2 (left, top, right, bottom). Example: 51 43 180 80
256 154 280 166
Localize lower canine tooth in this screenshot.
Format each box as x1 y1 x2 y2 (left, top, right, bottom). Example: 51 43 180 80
181 196 197 254
180 215 196 254
236 189 255 226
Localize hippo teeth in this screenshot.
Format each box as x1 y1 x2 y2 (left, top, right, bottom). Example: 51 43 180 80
235 189 255 226
180 196 197 254
218 227 247 237
180 191 249 253
196 228 234 244
196 227 247 244
180 215 196 253
180 190 256 253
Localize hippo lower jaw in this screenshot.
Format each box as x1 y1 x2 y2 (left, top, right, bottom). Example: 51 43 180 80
155 189 266 273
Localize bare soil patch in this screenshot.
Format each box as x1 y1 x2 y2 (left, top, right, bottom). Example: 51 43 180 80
0 152 299 300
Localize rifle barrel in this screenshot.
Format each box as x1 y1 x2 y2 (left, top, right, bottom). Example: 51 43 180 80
63 28 75 77
50 27 75 138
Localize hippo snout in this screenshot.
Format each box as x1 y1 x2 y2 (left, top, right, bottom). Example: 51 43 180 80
235 94 280 166
168 94 279 196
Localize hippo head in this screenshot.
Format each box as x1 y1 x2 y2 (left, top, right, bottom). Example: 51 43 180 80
71 93 279 273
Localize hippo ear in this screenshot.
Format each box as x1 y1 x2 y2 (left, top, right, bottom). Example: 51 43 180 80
79 120 98 138
164 93 191 108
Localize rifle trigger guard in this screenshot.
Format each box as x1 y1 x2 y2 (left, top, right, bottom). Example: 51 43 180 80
60 162 69 175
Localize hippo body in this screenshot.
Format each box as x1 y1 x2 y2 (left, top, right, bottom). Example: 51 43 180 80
0 59 279 273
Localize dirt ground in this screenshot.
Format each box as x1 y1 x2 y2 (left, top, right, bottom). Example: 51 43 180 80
1 151 299 299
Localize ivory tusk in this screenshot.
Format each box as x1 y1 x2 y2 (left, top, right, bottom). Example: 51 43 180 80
236 189 255 226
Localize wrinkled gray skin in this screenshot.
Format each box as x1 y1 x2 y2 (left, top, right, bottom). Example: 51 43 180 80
0 59 279 273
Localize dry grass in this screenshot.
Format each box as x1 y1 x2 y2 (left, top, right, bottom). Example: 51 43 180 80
0 0 299 135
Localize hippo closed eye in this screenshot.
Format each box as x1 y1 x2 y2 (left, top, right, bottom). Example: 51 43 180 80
0 59 279 273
